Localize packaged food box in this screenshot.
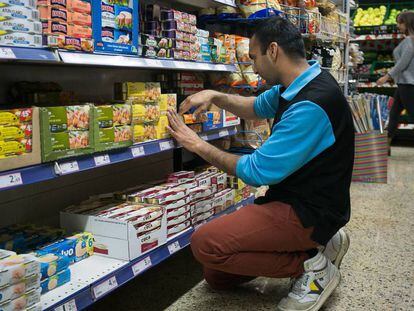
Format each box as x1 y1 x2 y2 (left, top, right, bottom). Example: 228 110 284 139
95 105 113 128
67 24 92 38
38 5 67 23
0 288 41 311
153 115 169 139
101 27 131 44
102 3 132 31
115 82 161 103
132 124 156 142
36 232 94 264
175 178 197 190
166 204 191 219
161 20 196 34
0 19 42 34
0 5 39 21
67 10 91 26
161 30 195 43
227 176 246 190
0 139 31 156
45 34 93 51
131 103 160 124
138 45 173 59
139 34 173 48
126 186 167 203
37 0 66 8
0 251 15 261
167 220 191 238
40 268 70 294
167 211 192 227
188 186 215 201
192 209 214 225
98 125 132 145
159 94 176 112
0 32 41 47
35 253 70 280
67 0 91 14
0 125 32 141
191 197 214 216
41 20 67 36
0 254 40 288
44 106 90 132
143 188 187 205
0 0 37 10
0 274 40 304
195 172 214 187
167 171 195 183
49 131 88 151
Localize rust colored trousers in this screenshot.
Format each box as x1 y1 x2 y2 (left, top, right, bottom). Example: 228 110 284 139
190 201 319 290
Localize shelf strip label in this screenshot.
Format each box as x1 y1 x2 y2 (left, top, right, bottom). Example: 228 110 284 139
92 276 118 300
218 129 229 137
159 140 174 151
0 47 16 59
94 154 111 166
0 172 23 189
131 146 145 158
168 241 181 255
55 161 79 175
63 299 77 311
132 256 152 276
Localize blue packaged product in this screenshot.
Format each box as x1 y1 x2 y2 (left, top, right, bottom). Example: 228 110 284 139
35 254 70 280
101 3 132 31
101 27 131 44
40 268 70 294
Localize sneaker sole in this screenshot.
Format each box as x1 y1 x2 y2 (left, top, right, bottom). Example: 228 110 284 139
277 268 341 311
333 230 350 269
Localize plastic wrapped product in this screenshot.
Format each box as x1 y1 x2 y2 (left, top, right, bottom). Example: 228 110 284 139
35 253 70 280
0 5 39 21
0 288 41 311
0 19 42 34
40 268 70 294
0 275 40 304
0 254 40 287
0 32 42 47
236 0 281 18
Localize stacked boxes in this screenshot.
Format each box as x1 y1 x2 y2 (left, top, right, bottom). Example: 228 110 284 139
0 252 42 311
0 108 33 159
114 82 176 143
40 105 95 162
92 0 139 55
38 0 94 52
215 33 236 64
94 103 133 152
227 175 251 203
0 0 42 47
35 253 70 294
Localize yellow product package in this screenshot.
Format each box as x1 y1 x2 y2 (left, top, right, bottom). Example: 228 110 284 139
159 94 177 113
155 115 170 139
116 82 161 103
132 104 160 124
133 124 157 142
0 139 31 155
0 125 27 141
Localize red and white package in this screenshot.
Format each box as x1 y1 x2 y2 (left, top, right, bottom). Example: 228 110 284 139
167 204 191 218
211 173 227 192
192 209 214 225
144 187 188 205
167 220 192 237
188 186 215 201
167 171 195 183
136 218 162 236
167 211 192 226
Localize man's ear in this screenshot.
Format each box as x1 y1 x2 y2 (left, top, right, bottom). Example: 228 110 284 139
267 42 278 61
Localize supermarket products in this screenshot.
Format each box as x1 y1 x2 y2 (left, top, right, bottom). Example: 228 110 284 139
115 82 161 103
0 251 15 261
92 0 139 54
40 105 94 162
0 274 40 303
36 232 94 264
0 288 41 311
0 254 40 287
61 203 167 261
35 253 70 280
353 6 387 27
40 268 70 294
0 18 41 34
236 0 281 18
213 188 235 214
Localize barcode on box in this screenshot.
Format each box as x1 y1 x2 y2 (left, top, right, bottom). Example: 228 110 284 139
34 23 41 33
32 11 39 20
34 36 41 45
48 36 58 45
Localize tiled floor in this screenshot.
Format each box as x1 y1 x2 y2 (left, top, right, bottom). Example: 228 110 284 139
91 146 414 311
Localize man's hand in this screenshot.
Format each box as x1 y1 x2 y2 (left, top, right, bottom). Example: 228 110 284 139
167 109 205 153
178 90 221 117
376 75 389 86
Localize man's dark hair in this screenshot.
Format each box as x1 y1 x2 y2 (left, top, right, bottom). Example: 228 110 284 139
252 16 306 59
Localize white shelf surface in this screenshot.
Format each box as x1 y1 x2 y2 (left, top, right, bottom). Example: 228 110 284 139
352 34 404 41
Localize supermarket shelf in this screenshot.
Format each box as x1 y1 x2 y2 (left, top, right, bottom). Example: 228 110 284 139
59 52 237 72
352 33 404 41
357 83 397 89
41 195 255 311
0 126 238 191
174 0 236 8
0 46 59 62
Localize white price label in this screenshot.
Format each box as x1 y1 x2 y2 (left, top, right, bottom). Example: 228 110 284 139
0 47 16 59
132 256 152 276
200 135 208 141
218 129 229 137
159 141 174 151
0 173 23 189
168 241 181 254
92 276 118 299
58 161 79 175
131 146 145 157
63 299 77 311
94 154 110 166
54 306 64 311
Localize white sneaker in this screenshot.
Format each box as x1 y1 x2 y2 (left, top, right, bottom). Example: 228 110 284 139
322 229 350 269
277 251 341 311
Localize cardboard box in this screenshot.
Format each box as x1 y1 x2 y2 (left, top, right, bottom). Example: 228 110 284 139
60 207 167 261
223 110 240 127
202 111 223 132
0 107 41 171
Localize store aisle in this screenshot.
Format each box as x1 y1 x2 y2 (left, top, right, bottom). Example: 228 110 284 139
91 147 414 311
167 146 414 311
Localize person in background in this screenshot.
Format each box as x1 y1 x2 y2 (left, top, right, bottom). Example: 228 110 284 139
377 11 414 152
167 16 354 311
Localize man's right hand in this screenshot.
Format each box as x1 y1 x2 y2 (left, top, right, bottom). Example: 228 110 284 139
178 90 221 117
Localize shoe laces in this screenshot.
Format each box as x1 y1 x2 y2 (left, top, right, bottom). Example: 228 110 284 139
289 274 310 299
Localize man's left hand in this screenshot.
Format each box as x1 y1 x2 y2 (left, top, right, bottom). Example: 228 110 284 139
167 109 204 153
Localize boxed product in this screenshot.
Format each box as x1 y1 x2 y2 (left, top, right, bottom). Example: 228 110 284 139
139 34 174 48
0 19 42 34
0 251 15 261
131 103 160 124
191 196 214 216
40 268 70 294
188 186 215 201
167 211 191 227
115 82 161 103
0 288 41 311
0 32 42 47
0 274 40 304
167 220 191 239
0 5 39 21
211 172 227 191
36 232 94 264
45 35 94 52
166 204 191 219
0 0 37 10
167 171 195 183
92 0 138 54
227 175 246 190
213 188 234 214
61 204 167 261
192 209 214 226
67 11 92 26
223 110 240 127
202 110 223 131
159 94 176 112
35 253 70 280
0 254 40 287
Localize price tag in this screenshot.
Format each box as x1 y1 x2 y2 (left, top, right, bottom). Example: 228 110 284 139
168 241 181 254
57 161 79 175
131 146 145 157
0 173 23 189
132 256 152 276
92 276 118 299
54 306 64 311
159 141 174 151
0 47 16 59
94 154 110 166
200 135 208 141
63 299 77 311
218 129 229 137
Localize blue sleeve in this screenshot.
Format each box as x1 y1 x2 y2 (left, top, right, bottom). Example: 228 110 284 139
254 85 281 118
236 100 336 187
